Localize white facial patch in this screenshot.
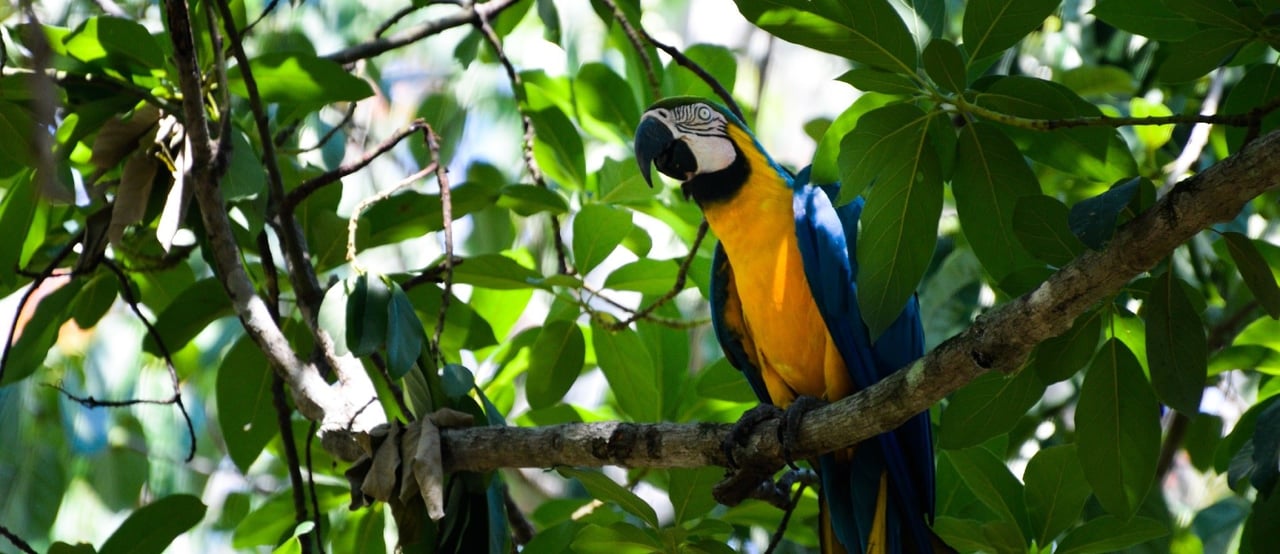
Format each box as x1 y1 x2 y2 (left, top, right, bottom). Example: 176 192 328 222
647 104 737 177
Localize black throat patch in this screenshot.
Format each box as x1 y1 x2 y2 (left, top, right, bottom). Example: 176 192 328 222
681 142 750 207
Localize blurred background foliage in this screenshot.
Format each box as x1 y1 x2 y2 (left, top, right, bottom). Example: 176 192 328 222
1 0 1279 552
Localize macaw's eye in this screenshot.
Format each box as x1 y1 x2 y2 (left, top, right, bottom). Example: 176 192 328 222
698 106 712 120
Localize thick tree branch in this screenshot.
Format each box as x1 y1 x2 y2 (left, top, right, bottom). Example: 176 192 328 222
438 128 1280 475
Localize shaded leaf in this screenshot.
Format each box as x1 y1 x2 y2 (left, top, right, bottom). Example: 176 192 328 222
450 253 544 290
575 63 640 140
346 273 390 357
1157 28 1251 83
1056 515 1167 554
217 337 277 473
603 259 683 295
736 0 918 74
924 39 966 93
836 68 919 96
1224 65 1280 152
498 184 568 216
669 467 721 524
1091 0 1198 41
1024 444 1090 544
1068 178 1142 250
1013 195 1086 267
1145 270 1208 414
99 495 206 554
660 44 737 100
143 277 232 355
590 322 659 422
1223 232 1280 319
962 0 1062 63
939 369 1044 450
386 282 424 379
0 171 37 287
1076 338 1160 519
1032 309 1103 382
558 468 659 529
694 357 757 403
529 107 586 188
525 321 586 409
810 93 895 185
941 447 1031 537
952 123 1042 287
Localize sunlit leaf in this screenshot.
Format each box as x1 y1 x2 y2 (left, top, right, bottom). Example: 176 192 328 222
736 0 918 74
573 204 632 274
525 321 586 409
603 259 683 295
228 52 373 106
529 106 586 188
962 0 1062 63
590 322 659 422
558 468 660 529
63 16 165 72
99 494 206 554
217 337 277 473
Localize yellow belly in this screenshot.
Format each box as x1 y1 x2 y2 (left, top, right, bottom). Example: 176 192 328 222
703 174 852 407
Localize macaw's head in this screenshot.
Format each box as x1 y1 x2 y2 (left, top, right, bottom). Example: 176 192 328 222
635 97 750 205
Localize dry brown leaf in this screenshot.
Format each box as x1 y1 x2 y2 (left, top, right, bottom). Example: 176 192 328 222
361 422 401 502
108 151 160 246
90 105 161 169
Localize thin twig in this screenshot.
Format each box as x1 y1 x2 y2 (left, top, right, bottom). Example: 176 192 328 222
346 164 438 271
283 121 427 213
375 5 420 38
765 480 808 554
472 7 573 275
422 125 455 365
293 103 359 154
602 220 710 331
0 524 36 554
639 29 744 122
598 0 660 99
306 421 325 553
273 373 314 554
325 0 521 65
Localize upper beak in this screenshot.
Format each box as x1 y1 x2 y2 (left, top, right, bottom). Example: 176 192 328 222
635 116 675 188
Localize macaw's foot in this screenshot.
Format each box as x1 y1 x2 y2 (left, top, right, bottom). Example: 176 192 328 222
778 395 827 469
722 403 784 469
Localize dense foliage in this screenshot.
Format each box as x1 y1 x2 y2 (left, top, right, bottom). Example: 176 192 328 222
2 0 1280 553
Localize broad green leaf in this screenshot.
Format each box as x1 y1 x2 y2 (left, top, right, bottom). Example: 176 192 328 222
1157 28 1251 83
1185 414 1225 472
558 468 660 529
575 63 640 141
571 522 662 554
598 157 657 206
668 467 722 524
694 357 758 403
525 321 586 409
1251 399 1280 495
1249 484 1280 553
939 369 1044 449
1056 66 1136 98
360 181 503 249
962 0 1062 63
603 259 683 295
498 184 568 216
1032 309 1103 382
660 44 737 101
48 543 96 554
528 106 586 188
941 447 1031 537
346 273 390 357
71 272 117 329
1013 195 1085 267
99 494 206 554
228 53 373 106
1091 0 1198 41
217 337 277 473
1076 338 1160 519
1130 98 1175 151
953 123 1042 287
1165 0 1255 31
141 277 232 355
0 170 36 285
1 279 83 386
836 68 919 96
223 130 266 202
1145 270 1208 415
234 485 349 548
318 280 351 355
924 39 966 93
63 16 165 71
450 253 543 289
0 103 36 179
888 0 947 52
1024 444 1090 544
1224 65 1280 152
932 517 990 552
386 282 424 379
842 104 944 339
406 284 499 354
810 93 895 185
1068 178 1143 250
1056 516 1168 554
1210 345 1280 376
1216 396 1279 475
535 0 561 43
736 0 919 74
573 204 632 274
590 322 660 422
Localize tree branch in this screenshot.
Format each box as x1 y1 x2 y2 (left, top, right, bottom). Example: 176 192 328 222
323 0 522 65
437 128 1280 475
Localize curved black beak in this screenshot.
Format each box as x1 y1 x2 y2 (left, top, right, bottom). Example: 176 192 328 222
635 116 673 188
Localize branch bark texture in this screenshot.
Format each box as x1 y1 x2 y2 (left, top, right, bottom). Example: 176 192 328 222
438 129 1280 475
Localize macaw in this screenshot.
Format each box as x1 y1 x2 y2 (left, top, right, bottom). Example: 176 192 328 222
634 97 935 554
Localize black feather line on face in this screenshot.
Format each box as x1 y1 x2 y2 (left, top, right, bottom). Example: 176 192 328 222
681 141 749 207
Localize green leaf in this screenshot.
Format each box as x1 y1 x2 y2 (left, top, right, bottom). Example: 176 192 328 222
1185 413 1225 472
962 0 1062 63
1165 0 1254 31
695 357 758 403
558 468 660 528
217 337 277 473
1224 65 1280 152
668 467 722 524
1056 65 1137 98
590 322 660 422
575 63 640 141
1068 178 1142 250
451 253 544 289
571 522 663 554
535 0 561 43
1032 309 1103 382
736 0 919 74
361 181 503 249
525 321 586 409
953 123 1042 287
1 278 83 385
0 171 36 285
932 517 990 552
1076 338 1160 519
1091 0 1198 41
1210 345 1280 376
49 543 96 554
318 280 352 355
939 369 1044 449
1056 516 1168 554
573 204 632 274
660 44 737 100
1248 484 1280 552
498 184 568 216
603 259 683 295
889 0 947 52
1145 270 1208 414
835 68 920 96
1013 195 1086 267
346 273 390 357
941 447 1031 537
99 494 206 554
529 106 586 188
810 93 895 185
1130 97 1175 151
841 104 943 339
142 277 233 356
924 39 966 93
71 272 118 328
386 282 424 379
1251 399 1280 495
1157 28 1251 83
228 52 373 106
63 16 165 71
1024 444 1090 544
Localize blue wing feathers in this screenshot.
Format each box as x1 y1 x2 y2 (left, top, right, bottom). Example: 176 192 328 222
794 177 935 553
710 243 772 404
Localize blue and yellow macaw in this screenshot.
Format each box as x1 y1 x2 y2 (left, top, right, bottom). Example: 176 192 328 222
634 97 935 554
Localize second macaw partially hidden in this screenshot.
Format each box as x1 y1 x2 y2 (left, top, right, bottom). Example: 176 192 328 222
634 97 935 554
